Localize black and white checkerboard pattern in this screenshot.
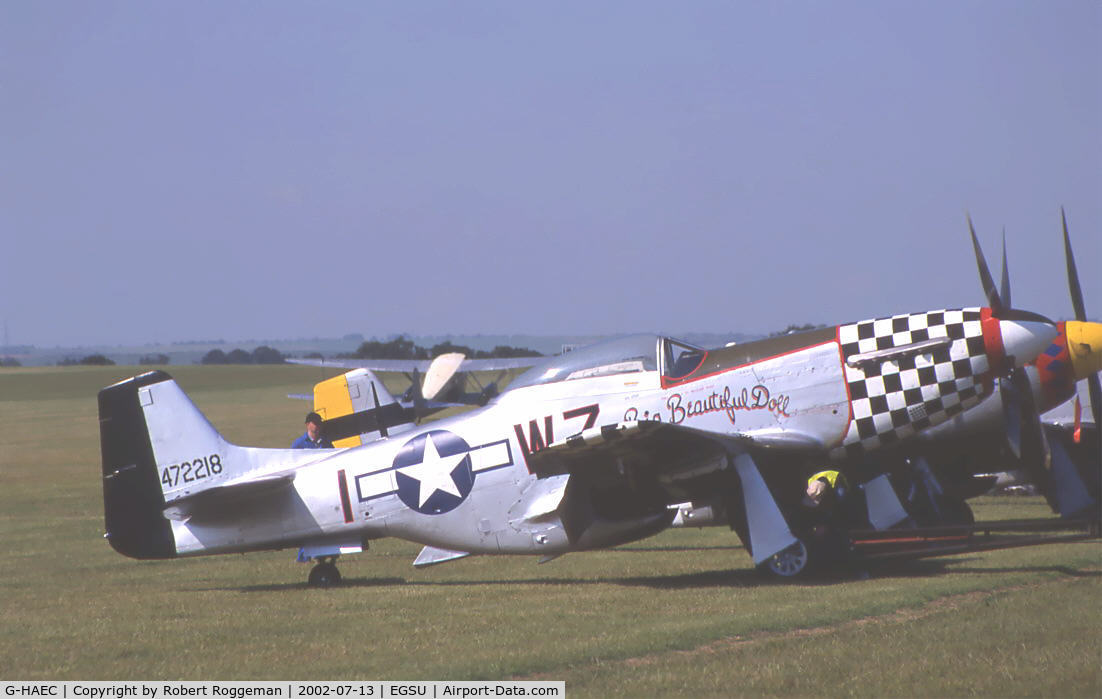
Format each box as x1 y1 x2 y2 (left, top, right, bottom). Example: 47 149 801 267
833 307 991 458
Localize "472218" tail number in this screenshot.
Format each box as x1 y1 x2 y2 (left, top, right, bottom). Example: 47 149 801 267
161 454 223 488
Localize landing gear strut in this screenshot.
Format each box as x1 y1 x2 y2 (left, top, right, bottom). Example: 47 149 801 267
307 557 342 587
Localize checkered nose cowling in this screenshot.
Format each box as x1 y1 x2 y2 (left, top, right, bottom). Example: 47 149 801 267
834 308 993 458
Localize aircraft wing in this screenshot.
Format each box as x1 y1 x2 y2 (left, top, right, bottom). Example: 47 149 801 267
286 356 542 372
524 420 820 482
525 421 730 480
523 421 816 565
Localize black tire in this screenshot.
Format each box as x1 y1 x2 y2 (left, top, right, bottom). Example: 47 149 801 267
760 540 810 579
308 562 342 588
935 496 975 526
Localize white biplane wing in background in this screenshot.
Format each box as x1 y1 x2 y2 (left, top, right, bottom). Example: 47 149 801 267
288 356 542 373
289 354 541 402
286 353 544 448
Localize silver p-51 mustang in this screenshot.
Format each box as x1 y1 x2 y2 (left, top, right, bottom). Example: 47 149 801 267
99 230 1091 584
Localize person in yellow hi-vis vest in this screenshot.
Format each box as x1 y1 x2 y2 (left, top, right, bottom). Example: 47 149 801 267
801 468 868 579
803 469 849 507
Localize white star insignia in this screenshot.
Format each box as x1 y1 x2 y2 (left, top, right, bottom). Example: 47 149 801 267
398 434 468 507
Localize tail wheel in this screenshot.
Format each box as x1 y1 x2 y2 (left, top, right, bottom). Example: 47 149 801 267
308 561 342 588
761 540 810 578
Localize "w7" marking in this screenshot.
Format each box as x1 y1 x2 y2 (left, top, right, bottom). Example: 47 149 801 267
513 404 599 458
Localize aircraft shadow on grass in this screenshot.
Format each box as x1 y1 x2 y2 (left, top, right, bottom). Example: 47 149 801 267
944 563 1101 578
610 544 744 553
197 544 1101 593
219 560 955 593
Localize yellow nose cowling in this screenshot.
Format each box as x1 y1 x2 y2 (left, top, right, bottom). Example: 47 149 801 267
1065 320 1102 379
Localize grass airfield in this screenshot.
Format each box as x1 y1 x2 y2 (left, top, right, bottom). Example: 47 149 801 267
1 365 1099 696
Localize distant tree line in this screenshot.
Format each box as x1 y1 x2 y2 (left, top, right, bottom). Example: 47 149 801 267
1 357 21 367
57 354 115 366
201 346 285 365
339 336 542 360
769 323 826 337
139 353 171 365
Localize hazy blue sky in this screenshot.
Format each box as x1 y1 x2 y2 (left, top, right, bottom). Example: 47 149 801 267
2 2 1098 347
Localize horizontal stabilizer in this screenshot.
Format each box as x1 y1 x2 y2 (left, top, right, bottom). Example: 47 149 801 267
163 473 295 522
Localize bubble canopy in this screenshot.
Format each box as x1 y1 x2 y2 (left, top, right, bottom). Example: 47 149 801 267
508 334 707 391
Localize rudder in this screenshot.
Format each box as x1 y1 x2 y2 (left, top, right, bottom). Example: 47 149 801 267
99 371 176 559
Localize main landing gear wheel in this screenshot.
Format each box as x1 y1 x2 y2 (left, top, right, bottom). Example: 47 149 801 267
308 559 342 588
935 496 975 527
761 540 810 579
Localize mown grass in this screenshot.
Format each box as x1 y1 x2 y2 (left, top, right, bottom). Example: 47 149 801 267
0 365 1099 695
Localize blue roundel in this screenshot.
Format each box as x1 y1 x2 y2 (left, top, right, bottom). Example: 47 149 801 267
393 430 474 515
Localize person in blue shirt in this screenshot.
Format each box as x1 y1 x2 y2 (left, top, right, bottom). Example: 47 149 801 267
292 412 333 449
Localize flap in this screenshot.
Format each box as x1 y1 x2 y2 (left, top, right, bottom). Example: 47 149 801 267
508 474 571 522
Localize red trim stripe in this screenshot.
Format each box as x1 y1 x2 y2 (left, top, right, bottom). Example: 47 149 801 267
337 469 354 523
980 307 1006 376
834 324 854 446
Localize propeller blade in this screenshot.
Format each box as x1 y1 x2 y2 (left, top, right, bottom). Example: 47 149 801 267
1059 209 1100 478
968 215 1004 315
1000 228 1012 309
421 352 465 401
998 366 1056 502
1088 373 1102 469
1044 424 1097 517
1000 375 1024 459
1062 207 1087 322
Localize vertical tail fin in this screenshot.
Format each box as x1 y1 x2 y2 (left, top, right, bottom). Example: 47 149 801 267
99 371 177 559
100 370 254 558
313 368 412 446
101 371 342 559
